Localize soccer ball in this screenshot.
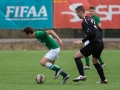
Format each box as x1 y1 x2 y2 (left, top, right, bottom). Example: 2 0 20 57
36 74 45 84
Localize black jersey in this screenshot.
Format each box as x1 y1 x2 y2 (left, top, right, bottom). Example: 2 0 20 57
81 16 103 43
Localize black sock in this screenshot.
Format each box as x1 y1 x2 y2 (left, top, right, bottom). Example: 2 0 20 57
94 63 106 81
74 58 85 76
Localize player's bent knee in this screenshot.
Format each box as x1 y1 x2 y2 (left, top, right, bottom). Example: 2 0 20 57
74 54 82 59
74 53 79 58
74 55 78 58
40 60 46 66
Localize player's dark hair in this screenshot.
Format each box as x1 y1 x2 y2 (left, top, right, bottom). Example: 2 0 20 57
75 6 85 13
89 6 95 10
23 26 34 34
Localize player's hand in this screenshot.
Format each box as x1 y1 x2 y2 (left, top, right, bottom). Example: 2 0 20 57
58 40 63 47
73 39 82 44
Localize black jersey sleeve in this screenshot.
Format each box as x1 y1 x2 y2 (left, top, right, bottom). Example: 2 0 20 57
82 17 94 43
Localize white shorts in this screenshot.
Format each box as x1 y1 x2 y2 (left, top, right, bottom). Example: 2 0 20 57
44 48 60 60
84 40 90 46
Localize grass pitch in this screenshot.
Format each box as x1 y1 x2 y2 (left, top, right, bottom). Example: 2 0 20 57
0 50 120 90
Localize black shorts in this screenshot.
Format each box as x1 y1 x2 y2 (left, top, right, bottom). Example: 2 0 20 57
80 42 104 59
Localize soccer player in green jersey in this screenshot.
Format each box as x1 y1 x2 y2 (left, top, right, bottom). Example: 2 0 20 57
23 26 69 84
83 6 105 70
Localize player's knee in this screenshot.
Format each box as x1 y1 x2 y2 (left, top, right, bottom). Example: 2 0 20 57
74 53 78 58
40 60 46 66
74 54 82 59
74 55 78 58
92 57 98 64
74 56 83 60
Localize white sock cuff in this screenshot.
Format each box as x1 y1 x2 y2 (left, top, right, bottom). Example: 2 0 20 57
45 62 53 68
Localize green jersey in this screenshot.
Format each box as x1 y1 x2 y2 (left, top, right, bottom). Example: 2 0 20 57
35 31 59 49
92 15 100 24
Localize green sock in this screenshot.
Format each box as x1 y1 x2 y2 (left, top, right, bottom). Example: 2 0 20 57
99 56 104 64
51 66 67 76
45 62 59 71
51 65 67 76
60 71 67 76
50 65 59 71
85 56 90 66
45 62 67 76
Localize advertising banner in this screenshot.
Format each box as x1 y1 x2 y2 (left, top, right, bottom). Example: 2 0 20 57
54 0 120 29
0 0 53 29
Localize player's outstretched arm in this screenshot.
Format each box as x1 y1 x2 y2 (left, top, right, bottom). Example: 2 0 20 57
46 30 63 47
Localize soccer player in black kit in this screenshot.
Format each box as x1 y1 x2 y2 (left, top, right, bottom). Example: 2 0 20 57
73 6 108 84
